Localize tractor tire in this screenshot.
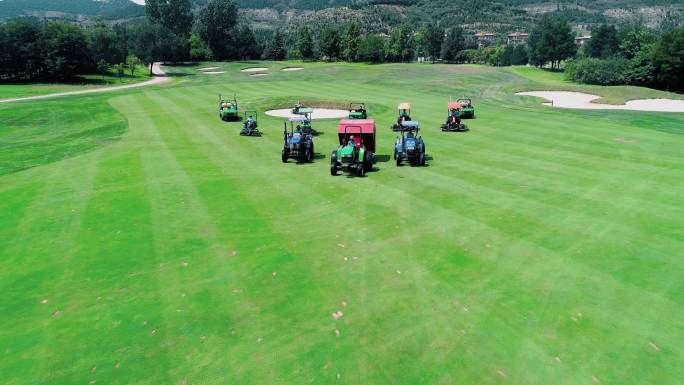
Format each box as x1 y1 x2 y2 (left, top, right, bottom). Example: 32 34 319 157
396 156 402 167
330 163 338 176
393 150 397 160
419 152 426 166
281 150 288 163
308 145 314 162
356 164 365 177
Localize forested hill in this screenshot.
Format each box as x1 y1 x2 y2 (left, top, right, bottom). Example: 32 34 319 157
0 0 144 21
239 0 683 34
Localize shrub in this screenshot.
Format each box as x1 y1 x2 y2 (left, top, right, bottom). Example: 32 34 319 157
565 57 629 86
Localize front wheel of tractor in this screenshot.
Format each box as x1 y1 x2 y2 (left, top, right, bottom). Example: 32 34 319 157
281 150 288 163
356 164 365 177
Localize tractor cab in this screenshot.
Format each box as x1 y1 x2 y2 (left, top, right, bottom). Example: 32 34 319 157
218 93 239 121
392 102 412 131
348 103 367 119
240 111 261 136
331 119 376 177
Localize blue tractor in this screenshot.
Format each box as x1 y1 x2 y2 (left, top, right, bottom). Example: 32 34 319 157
394 121 426 166
282 118 315 163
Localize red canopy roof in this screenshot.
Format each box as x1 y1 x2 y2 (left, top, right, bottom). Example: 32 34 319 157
448 102 462 110
338 119 376 134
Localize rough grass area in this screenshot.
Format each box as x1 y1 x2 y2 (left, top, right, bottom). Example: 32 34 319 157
0 61 683 385
0 70 151 100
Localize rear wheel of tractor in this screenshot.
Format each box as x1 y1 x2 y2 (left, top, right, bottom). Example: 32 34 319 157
396 156 402 167
330 163 338 176
308 145 314 162
281 150 288 163
356 164 365 177
419 152 425 166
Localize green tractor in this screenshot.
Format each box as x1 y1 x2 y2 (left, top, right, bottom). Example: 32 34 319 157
291 102 310 116
218 94 239 121
456 97 475 119
330 119 376 177
348 103 367 119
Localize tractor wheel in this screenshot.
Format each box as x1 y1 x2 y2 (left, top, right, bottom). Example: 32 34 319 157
356 164 365 177
330 163 338 176
281 150 288 163
308 145 314 162
396 156 402 167
419 152 426 166
393 150 397 160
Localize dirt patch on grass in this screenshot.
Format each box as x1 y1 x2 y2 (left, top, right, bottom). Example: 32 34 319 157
281 67 304 71
203 71 226 75
249 73 269 77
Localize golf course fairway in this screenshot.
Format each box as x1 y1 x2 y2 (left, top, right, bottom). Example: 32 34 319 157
1 62 683 385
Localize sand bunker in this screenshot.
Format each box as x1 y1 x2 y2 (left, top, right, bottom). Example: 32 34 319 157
516 91 684 112
197 67 219 71
249 73 269 77
281 67 304 72
203 71 226 74
265 108 349 119
240 67 268 72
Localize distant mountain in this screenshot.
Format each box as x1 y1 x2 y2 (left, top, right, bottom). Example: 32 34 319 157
0 0 144 21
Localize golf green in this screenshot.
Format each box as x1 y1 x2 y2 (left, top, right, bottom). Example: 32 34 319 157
1 62 683 385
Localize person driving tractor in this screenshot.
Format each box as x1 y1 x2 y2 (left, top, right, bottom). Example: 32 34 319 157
246 115 255 128
397 109 411 125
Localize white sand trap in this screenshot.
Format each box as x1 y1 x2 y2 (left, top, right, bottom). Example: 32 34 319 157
265 108 349 119
197 67 219 71
281 67 304 72
517 91 684 112
240 67 268 72
249 73 269 77
203 71 226 74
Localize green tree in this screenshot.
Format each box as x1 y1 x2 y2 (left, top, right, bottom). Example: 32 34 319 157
509 44 529 65
236 25 260 60
131 21 163 75
297 26 314 60
385 24 414 62
586 24 619 58
441 27 464 62
417 24 443 63
97 59 109 80
87 24 125 68
43 22 90 80
188 34 211 61
341 22 361 62
652 27 684 91
319 28 341 61
619 27 655 59
196 0 239 60
0 18 44 79
126 55 139 76
145 0 193 37
528 13 576 68
265 30 286 60
358 34 384 63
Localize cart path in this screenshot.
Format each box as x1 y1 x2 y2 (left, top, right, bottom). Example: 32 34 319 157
0 63 169 104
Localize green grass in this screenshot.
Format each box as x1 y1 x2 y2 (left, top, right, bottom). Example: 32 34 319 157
1 62 684 385
0 69 151 99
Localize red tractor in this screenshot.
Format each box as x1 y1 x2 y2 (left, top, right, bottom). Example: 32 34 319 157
330 119 376 177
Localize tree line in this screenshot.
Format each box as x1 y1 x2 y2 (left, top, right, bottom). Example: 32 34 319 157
0 0 682 92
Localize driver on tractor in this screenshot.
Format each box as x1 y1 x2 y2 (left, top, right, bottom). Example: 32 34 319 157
246 115 255 128
397 110 411 125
